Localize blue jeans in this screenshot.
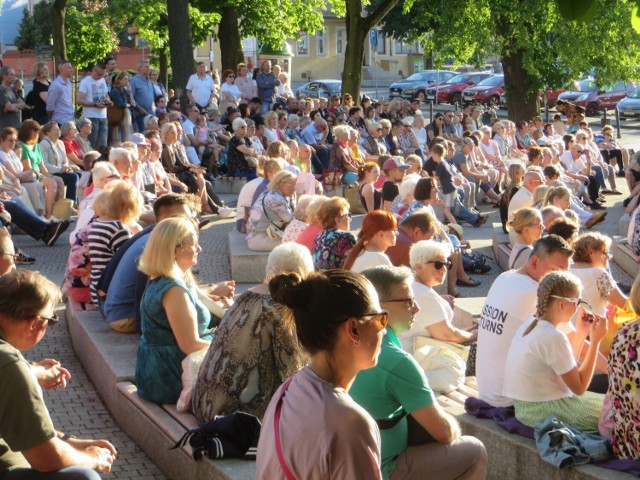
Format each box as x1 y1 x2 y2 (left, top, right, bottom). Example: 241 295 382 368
453 196 479 225
132 110 146 133
592 165 606 189
0 197 48 240
88 117 109 149
54 172 81 202
0 466 100 480
260 101 272 114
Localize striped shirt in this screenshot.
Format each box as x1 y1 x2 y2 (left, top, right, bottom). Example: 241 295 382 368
88 219 131 304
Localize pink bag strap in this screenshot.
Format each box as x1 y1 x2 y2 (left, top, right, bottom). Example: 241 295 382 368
274 377 296 480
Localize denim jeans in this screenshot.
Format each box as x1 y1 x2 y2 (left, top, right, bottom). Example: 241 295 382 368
452 196 479 225
54 172 81 202
132 110 146 133
0 197 48 239
592 165 606 189
88 117 109 149
260 101 272 114
0 466 100 480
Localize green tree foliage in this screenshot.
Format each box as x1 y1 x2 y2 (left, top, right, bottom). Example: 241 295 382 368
66 2 119 69
380 0 640 119
14 8 39 51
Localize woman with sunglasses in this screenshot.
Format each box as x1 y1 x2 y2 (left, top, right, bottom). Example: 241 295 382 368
312 197 356 270
351 265 487 480
399 240 477 354
219 69 242 111
257 269 385 479
569 232 628 319
503 270 607 432
343 210 397 273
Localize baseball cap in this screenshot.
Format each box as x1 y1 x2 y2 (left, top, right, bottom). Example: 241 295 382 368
383 157 410 171
130 133 150 146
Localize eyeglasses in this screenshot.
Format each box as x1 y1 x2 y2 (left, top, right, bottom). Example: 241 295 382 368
575 148 583 153
383 297 417 310
357 311 389 331
426 259 453 270
106 174 121 179
340 212 352 219
37 312 59 327
177 240 200 249
228 75 235 79
551 295 592 310
1 252 19 260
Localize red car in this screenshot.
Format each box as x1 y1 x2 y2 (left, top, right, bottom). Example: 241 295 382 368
557 80 637 116
462 75 504 106
426 72 494 105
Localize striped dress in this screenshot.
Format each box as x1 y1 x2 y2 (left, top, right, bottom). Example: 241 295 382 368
87 219 131 304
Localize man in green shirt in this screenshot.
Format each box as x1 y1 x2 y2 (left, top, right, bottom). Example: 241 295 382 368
0 269 116 479
351 265 487 480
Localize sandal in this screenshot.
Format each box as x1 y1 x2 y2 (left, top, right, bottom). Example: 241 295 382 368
456 278 481 287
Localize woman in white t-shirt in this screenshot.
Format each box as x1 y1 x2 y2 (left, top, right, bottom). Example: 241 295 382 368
398 240 476 353
507 207 543 270
569 232 628 317
503 270 607 433
343 210 396 273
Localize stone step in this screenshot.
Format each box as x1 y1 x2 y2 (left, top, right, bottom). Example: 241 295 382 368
612 236 640 278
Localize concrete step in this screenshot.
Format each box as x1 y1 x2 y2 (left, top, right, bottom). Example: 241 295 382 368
228 231 270 284
612 236 639 278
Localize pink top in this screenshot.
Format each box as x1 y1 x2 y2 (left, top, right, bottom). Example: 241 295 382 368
296 224 322 251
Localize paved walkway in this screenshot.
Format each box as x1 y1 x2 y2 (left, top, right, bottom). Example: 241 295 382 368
11 135 637 478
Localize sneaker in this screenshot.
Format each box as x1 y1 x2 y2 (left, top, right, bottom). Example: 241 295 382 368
217 206 235 219
590 202 606 211
42 220 70 246
15 251 36 265
473 214 489 227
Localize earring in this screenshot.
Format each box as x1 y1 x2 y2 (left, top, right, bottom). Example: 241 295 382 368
354 339 360 346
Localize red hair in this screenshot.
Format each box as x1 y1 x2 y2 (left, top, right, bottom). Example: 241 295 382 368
343 210 397 270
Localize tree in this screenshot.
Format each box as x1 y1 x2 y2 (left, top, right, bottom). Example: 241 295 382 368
382 0 640 119
338 0 402 101
52 0 68 67
166 0 193 95
14 8 39 51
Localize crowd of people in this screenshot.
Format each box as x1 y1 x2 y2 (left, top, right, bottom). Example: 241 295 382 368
1 53 640 479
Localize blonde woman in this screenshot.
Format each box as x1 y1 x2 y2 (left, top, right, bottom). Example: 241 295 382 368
31 62 51 125
263 111 279 146
507 208 544 270
504 270 607 433
136 217 215 404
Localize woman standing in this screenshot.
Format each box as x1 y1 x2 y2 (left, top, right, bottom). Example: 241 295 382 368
356 162 383 212
504 270 607 432
235 63 257 104
136 217 216 404
19 120 64 219
31 62 51 125
109 72 135 143
256 269 384 479
343 210 397 272
39 121 81 203
149 69 168 101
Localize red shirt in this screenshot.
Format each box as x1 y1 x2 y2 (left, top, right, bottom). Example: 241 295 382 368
385 228 412 267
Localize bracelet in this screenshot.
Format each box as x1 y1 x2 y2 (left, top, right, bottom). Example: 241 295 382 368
61 433 76 442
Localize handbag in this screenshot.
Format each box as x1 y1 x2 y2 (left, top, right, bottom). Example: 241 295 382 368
107 104 125 125
413 336 467 393
344 184 366 215
262 193 285 240
245 156 259 169
322 168 342 188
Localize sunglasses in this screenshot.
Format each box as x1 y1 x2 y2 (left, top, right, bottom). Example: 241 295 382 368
357 311 389 331
427 260 453 270
38 312 60 327
340 212 352 219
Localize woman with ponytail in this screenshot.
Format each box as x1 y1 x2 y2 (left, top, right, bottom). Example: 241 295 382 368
356 161 383 212
503 270 607 432
257 269 385 479
343 210 397 272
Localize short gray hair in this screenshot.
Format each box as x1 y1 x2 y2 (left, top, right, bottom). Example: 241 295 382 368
60 121 77 137
409 240 452 270
75 117 92 129
265 243 314 281
294 194 313 221
361 265 413 302
109 147 133 164
232 117 247 132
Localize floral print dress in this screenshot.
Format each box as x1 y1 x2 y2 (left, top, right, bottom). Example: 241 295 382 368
607 320 640 459
312 228 357 270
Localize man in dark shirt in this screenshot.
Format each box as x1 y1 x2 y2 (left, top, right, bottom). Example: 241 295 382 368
381 157 409 211
386 210 437 267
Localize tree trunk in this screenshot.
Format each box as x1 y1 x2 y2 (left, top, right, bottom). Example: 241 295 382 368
342 0 368 102
218 7 244 73
166 0 194 96
502 47 540 121
159 48 169 92
52 0 67 70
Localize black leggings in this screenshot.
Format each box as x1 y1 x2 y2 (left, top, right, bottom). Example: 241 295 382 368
600 149 624 171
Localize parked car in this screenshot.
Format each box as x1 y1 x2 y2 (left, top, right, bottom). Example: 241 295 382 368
425 72 494 105
295 80 342 99
388 70 457 100
616 86 640 119
557 80 636 116
462 75 504 106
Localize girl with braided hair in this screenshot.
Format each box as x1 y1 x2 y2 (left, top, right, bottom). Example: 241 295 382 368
503 270 607 432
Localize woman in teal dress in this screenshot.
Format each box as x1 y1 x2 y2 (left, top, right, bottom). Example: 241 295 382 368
135 216 215 404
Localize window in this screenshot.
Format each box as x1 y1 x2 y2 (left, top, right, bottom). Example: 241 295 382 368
337 29 345 56
393 39 420 55
316 30 327 56
376 31 386 54
297 32 309 56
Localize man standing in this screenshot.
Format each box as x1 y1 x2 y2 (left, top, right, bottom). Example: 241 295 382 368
351 266 487 480
476 235 574 407
186 62 216 111
104 55 117 91
46 60 75 125
0 269 116 478
129 60 156 133
255 60 281 114
77 60 112 149
0 67 27 129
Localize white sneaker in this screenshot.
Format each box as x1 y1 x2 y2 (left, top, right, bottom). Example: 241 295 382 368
217 206 235 218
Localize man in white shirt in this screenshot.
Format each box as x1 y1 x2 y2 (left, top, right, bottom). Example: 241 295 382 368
77 60 112 149
186 62 216 110
46 60 75 124
507 170 543 244
476 235 573 407
181 105 204 165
